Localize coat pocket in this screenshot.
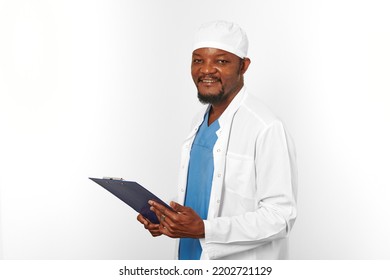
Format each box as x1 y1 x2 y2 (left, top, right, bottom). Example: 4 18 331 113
222 152 256 214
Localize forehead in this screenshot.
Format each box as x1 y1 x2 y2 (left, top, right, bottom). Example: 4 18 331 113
192 47 238 58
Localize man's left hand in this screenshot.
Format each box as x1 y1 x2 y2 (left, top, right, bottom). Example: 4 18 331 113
149 200 205 239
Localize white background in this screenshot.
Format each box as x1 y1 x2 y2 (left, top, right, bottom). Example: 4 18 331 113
0 0 389 259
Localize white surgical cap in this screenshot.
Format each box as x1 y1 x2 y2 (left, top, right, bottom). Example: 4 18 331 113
192 20 248 58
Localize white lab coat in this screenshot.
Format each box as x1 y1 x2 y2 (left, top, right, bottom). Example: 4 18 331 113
177 87 298 260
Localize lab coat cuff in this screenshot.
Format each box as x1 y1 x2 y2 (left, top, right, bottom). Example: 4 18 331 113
200 220 211 259
201 220 213 247
203 219 212 243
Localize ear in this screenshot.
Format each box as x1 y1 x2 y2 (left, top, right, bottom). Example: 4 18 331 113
240 58 251 74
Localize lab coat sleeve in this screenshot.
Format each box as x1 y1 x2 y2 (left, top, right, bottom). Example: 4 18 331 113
201 121 298 259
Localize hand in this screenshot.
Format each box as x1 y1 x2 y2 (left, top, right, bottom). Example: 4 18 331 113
137 214 162 237
149 200 205 239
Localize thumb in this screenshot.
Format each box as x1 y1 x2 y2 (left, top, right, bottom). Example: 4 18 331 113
170 201 185 212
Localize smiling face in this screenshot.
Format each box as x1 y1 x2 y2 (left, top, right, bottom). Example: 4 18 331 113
191 48 250 106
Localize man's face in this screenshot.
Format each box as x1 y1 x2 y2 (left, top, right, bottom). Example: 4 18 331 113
191 48 250 105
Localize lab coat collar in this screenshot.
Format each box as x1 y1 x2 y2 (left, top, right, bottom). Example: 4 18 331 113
217 86 247 130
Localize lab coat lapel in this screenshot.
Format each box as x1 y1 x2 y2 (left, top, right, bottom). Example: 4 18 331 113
207 87 248 218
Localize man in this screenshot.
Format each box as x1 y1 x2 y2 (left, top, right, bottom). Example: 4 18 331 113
137 21 298 260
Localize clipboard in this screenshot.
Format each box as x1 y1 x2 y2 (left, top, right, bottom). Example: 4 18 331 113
89 177 173 224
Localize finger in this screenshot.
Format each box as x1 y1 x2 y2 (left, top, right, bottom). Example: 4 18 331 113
150 230 162 237
149 226 162 237
150 206 162 220
152 207 172 230
144 221 162 237
149 203 167 224
159 223 175 238
149 222 162 236
146 223 160 231
169 201 186 213
148 206 171 231
137 213 163 237
137 214 148 225
138 214 162 234
149 200 177 219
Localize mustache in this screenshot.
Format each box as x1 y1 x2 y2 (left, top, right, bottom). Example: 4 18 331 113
197 76 221 82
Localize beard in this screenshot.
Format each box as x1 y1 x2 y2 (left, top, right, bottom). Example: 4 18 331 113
197 86 227 105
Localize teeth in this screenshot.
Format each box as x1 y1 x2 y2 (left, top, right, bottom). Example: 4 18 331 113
202 79 217 83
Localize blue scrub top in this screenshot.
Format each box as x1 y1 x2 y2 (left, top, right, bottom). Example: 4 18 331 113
179 111 220 260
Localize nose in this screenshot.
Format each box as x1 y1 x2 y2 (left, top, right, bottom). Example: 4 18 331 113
200 60 217 74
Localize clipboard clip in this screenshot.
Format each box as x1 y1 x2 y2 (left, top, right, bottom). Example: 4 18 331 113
102 177 124 181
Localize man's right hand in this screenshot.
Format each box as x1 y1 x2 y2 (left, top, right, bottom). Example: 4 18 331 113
137 214 162 237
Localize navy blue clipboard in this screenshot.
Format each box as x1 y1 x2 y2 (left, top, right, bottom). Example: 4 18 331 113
89 177 172 224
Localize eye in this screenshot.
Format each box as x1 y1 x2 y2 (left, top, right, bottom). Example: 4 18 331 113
217 59 229 64
192 59 202 64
